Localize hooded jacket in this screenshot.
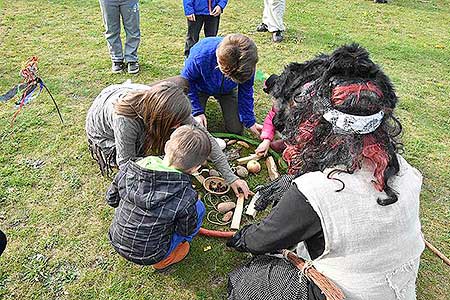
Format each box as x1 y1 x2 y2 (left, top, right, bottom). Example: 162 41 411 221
183 0 228 16
106 159 198 265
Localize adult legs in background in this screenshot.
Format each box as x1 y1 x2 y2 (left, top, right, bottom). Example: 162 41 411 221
262 0 286 42
216 89 244 135
120 0 140 64
153 200 206 270
99 0 123 63
184 16 205 58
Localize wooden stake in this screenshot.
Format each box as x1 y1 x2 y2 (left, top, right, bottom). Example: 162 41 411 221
237 154 262 164
245 196 257 218
230 194 245 230
425 239 450 267
194 174 206 184
266 156 280 181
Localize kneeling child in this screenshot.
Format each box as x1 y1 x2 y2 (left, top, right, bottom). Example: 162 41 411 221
106 125 211 269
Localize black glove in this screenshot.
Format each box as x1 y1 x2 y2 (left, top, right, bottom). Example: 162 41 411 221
226 225 252 253
254 174 295 211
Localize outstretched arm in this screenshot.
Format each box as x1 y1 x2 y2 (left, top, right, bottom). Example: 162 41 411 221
227 185 322 254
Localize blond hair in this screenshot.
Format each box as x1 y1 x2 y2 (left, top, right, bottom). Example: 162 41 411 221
165 125 212 171
216 34 258 83
114 82 192 155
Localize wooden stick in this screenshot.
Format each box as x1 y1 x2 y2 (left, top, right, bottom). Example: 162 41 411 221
266 156 280 181
284 250 345 300
425 239 450 267
194 174 206 184
237 154 262 164
230 194 245 230
245 196 257 218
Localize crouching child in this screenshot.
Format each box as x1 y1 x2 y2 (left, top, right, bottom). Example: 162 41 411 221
106 125 211 270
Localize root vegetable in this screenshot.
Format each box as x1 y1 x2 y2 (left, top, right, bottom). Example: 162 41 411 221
222 211 233 222
227 139 237 146
235 166 248 178
237 141 250 148
217 201 236 213
247 160 261 174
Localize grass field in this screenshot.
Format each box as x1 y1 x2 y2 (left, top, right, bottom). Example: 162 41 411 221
0 0 449 299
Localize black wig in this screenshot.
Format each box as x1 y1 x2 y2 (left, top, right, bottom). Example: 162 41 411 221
273 44 403 206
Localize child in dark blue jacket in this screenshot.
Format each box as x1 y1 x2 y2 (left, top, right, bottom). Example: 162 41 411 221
183 0 228 57
107 125 211 270
181 34 263 136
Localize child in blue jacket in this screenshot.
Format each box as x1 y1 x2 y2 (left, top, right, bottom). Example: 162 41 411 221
183 0 228 57
181 34 262 136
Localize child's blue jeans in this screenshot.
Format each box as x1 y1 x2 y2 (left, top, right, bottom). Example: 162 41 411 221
165 200 205 257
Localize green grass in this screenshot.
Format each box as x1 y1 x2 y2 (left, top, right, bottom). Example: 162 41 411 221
0 0 449 299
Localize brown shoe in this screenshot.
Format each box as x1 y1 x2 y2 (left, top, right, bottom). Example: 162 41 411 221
153 242 190 270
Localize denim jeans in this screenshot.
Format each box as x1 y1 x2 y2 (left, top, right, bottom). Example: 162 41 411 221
99 0 140 62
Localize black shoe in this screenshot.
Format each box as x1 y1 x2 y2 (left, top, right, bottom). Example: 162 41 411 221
374 0 387 3
127 61 140 74
256 23 268 32
111 61 124 73
272 31 283 43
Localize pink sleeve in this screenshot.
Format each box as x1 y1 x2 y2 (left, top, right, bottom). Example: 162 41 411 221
260 106 277 141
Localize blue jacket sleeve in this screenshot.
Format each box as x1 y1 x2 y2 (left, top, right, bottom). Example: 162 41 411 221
217 0 228 10
183 0 195 16
181 57 204 116
237 75 256 128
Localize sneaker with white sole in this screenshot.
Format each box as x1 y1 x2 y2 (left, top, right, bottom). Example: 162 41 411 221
256 23 268 32
111 61 124 73
128 62 140 74
272 31 283 43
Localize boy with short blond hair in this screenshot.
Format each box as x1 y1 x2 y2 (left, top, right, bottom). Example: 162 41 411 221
106 125 211 269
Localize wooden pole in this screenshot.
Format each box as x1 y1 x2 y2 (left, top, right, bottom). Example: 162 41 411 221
194 174 206 184
230 194 245 230
237 154 262 164
266 156 280 181
424 239 450 267
245 196 257 218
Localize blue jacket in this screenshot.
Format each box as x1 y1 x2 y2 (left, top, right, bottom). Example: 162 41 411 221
181 37 256 128
183 0 228 16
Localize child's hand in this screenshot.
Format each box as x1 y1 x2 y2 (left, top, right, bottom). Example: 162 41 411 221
255 139 271 156
210 5 222 16
229 179 253 200
186 14 196 22
248 123 263 137
194 114 207 128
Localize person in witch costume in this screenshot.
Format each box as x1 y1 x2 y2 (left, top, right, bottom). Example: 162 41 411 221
226 44 424 300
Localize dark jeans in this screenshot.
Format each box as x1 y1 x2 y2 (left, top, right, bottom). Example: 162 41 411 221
184 15 220 58
198 89 244 135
